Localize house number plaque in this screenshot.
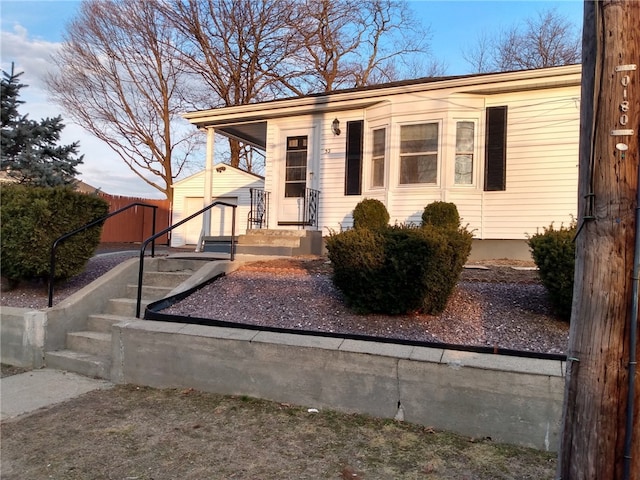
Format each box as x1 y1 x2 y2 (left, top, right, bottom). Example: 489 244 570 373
611 64 636 150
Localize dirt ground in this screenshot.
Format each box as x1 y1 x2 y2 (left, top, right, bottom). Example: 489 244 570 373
0 378 557 480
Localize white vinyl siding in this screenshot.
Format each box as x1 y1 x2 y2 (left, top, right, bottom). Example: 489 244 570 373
481 89 579 238
262 70 579 239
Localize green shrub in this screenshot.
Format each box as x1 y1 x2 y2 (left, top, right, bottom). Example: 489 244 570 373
326 223 473 315
352 198 390 231
325 228 386 313
527 222 576 320
0 185 109 284
422 201 460 229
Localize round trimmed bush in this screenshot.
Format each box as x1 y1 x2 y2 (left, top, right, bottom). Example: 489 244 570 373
422 201 460 229
353 198 390 231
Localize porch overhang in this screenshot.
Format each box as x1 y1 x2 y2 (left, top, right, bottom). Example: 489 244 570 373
183 97 384 148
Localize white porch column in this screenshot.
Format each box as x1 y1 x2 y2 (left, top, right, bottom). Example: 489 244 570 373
196 127 215 252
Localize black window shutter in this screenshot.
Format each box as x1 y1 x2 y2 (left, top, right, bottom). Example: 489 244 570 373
484 106 507 191
345 121 363 195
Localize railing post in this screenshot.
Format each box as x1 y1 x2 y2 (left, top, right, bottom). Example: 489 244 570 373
231 205 236 262
151 205 157 257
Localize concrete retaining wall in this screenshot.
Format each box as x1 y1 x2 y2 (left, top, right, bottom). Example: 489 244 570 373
111 319 565 451
0 307 46 368
0 257 142 366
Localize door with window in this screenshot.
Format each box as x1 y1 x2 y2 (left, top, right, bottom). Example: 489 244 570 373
279 135 308 223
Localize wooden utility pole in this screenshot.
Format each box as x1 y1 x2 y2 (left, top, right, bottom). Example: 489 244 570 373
557 1 639 479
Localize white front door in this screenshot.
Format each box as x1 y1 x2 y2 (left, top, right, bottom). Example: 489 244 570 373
279 135 309 223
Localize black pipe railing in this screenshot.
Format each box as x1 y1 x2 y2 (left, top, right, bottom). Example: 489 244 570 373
248 188 270 229
135 201 237 318
304 188 320 228
48 202 158 308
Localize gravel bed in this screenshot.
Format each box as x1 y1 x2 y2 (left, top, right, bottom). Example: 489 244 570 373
164 267 569 355
1 252 569 355
0 253 138 309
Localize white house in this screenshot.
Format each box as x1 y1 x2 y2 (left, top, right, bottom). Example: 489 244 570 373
170 164 264 247
183 65 581 259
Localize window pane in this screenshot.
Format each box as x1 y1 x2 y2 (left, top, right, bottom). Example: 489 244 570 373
286 151 306 167
456 122 474 152
373 129 385 156
286 166 306 181
372 158 384 187
285 183 305 197
455 122 474 184
400 124 438 153
372 128 385 188
400 154 437 184
455 154 473 184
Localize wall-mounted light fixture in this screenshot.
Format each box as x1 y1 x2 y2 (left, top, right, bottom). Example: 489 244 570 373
216 165 226 172
332 118 341 136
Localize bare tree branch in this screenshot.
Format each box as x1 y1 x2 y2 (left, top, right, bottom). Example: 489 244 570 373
46 0 201 201
463 7 581 73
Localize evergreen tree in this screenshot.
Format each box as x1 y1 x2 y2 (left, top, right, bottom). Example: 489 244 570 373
1 63 83 187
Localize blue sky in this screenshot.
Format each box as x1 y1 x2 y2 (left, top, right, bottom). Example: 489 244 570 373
0 0 583 197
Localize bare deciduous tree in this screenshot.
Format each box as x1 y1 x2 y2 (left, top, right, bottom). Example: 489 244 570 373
464 8 581 73
279 0 432 94
164 0 434 168
162 0 296 169
49 0 435 180
47 0 200 201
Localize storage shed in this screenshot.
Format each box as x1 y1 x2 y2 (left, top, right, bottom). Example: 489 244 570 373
170 164 264 247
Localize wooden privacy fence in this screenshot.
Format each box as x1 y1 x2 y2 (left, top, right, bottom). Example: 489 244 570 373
98 193 171 244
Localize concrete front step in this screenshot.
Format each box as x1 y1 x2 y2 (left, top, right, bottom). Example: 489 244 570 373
67 331 111 357
45 350 111 379
87 313 132 333
125 284 173 301
243 229 309 237
235 245 296 256
142 271 193 287
154 258 211 272
106 298 151 317
236 234 302 247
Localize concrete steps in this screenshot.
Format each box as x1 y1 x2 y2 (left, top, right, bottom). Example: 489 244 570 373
204 229 322 256
45 258 208 380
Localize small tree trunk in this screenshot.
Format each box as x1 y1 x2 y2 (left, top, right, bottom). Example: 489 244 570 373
557 1 639 479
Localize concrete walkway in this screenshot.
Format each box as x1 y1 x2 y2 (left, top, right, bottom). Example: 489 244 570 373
0 369 113 421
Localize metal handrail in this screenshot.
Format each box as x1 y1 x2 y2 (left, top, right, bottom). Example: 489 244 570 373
48 202 158 307
135 201 237 318
304 188 320 228
248 188 269 229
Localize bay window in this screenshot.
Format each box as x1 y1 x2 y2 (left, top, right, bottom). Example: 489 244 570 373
399 123 439 184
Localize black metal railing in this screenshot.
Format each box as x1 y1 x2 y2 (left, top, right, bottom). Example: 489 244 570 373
248 188 270 229
48 203 158 308
135 201 237 318
304 188 320 228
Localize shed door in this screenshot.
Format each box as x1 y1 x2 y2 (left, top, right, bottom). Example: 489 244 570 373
184 196 238 244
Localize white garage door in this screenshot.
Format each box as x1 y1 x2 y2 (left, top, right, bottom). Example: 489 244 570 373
184 196 238 244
